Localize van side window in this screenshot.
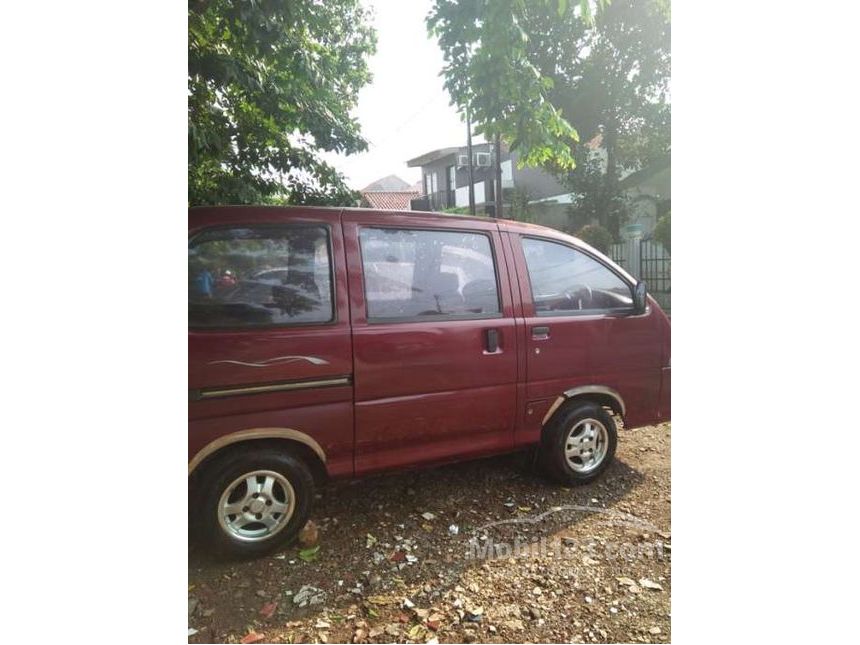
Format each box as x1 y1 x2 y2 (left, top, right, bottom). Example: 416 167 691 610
359 227 500 320
521 237 633 315
189 226 333 328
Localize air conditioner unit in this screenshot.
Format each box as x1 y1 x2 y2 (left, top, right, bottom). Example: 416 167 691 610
474 152 491 167
457 154 470 167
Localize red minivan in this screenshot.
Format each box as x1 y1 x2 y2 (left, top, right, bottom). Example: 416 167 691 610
189 206 670 557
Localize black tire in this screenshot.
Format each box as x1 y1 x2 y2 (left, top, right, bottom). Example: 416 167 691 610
541 401 618 485
194 446 314 559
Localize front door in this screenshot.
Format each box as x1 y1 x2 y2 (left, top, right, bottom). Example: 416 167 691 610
342 212 518 474
508 233 663 431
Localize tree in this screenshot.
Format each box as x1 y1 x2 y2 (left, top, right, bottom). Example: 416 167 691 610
427 0 599 169
428 0 670 236
545 0 670 235
188 0 376 206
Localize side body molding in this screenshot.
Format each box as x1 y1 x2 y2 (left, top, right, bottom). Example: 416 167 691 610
188 427 327 475
541 386 627 426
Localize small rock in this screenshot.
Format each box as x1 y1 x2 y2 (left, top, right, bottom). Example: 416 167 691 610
188 597 199 617
384 623 400 636
402 598 415 609
421 512 436 521
649 626 662 635
528 607 542 620
448 524 459 535
639 578 663 591
503 619 525 632
532 586 542 596
293 585 326 607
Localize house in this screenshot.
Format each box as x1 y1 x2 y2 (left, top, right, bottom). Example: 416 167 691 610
359 175 420 210
405 142 570 223
406 139 669 240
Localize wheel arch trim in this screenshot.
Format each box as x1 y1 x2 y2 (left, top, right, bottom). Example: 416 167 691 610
541 386 626 426
188 427 326 475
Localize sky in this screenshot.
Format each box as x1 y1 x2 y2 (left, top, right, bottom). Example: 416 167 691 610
322 0 485 192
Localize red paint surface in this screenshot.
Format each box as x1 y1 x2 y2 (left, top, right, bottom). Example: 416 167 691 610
188 207 671 478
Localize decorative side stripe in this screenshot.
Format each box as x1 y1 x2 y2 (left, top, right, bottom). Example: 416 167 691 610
208 355 330 368
194 376 352 400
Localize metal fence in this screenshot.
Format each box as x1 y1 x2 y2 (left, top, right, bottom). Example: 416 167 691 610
609 238 671 313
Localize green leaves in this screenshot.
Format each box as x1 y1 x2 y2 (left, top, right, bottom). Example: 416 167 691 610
298 545 321 562
428 0 590 172
188 0 376 205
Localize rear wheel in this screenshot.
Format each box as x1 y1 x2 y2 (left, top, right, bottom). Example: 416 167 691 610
541 401 617 485
194 447 314 558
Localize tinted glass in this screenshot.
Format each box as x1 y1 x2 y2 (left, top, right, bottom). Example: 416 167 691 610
359 227 500 320
189 226 333 327
521 238 633 314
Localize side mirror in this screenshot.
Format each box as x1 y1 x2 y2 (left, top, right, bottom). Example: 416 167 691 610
633 280 648 314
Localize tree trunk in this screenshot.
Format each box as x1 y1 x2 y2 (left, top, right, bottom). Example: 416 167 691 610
601 118 618 236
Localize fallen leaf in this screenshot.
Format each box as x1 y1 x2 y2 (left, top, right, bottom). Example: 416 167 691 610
298 520 319 547
366 534 377 548
408 624 427 640
259 601 278 619
368 595 397 605
616 577 637 587
241 632 266 644
298 545 320 562
639 578 663 591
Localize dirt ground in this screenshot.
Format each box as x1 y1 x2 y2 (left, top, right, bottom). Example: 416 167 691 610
188 423 671 644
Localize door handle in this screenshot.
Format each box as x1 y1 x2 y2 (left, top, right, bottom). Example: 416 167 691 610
485 328 499 353
532 326 550 340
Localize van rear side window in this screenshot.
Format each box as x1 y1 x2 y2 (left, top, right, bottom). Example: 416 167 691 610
189 226 333 328
359 227 500 321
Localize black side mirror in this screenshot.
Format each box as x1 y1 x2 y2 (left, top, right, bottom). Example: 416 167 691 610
633 280 648 314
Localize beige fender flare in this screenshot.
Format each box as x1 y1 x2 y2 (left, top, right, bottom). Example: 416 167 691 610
541 386 626 426
188 427 326 475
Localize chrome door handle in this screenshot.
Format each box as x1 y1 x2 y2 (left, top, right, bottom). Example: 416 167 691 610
485 328 499 352
532 326 550 340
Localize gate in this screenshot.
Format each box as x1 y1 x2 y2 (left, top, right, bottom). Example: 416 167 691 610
609 239 670 313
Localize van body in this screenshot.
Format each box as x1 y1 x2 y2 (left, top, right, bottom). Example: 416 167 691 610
188 206 670 556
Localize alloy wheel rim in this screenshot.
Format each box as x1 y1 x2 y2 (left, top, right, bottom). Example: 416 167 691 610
217 470 295 542
564 418 609 473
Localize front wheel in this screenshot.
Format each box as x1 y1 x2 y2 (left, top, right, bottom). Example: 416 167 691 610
194 447 314 558
541 401 618 485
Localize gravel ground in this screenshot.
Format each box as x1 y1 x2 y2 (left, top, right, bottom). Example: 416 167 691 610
188 422 671 644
